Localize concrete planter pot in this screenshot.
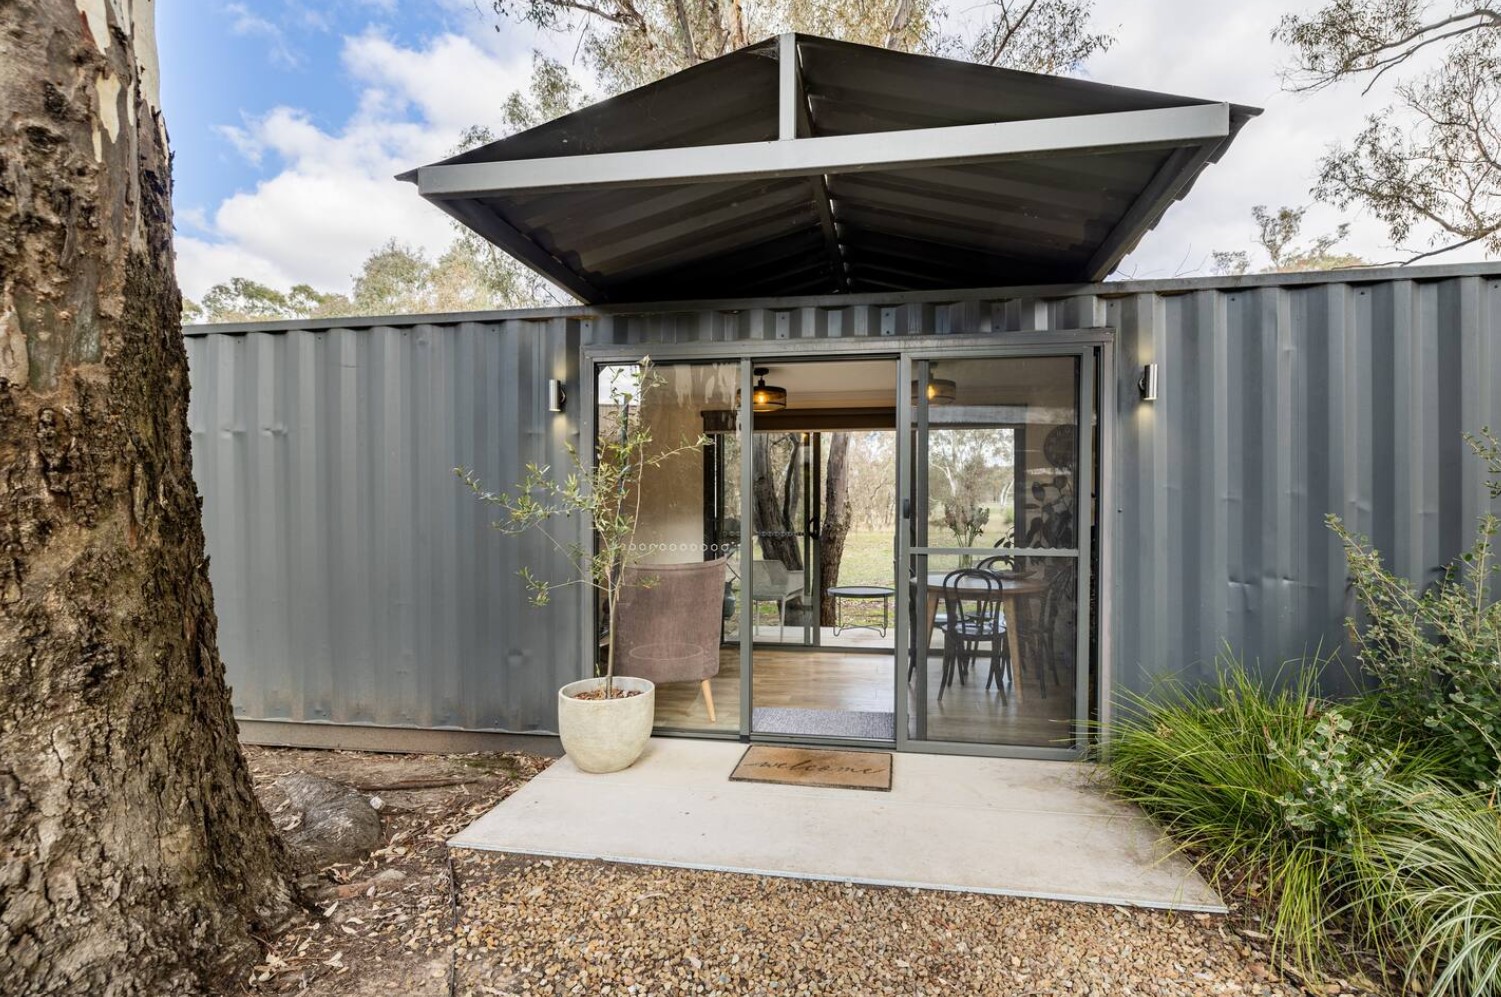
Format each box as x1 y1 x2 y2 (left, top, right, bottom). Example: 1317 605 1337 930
556 676 655 773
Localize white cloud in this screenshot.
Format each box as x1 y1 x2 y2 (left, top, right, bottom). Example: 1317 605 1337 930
341 29 531 134
176 31 536 300
226 2 300 69
175 234 297 297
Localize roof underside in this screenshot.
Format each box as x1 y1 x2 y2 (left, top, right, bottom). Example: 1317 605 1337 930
403 35 1258 304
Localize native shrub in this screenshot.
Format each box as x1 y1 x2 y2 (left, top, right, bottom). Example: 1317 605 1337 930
1102 659 1415 969
1329 430 1501 791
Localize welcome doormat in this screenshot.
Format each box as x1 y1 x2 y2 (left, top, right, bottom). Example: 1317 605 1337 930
729 745 893 792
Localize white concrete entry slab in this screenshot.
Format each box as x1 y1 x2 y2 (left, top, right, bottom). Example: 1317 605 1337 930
450 737 1224 912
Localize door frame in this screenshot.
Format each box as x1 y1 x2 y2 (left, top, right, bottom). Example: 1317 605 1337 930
580 329 1114 756
896 344 1101 761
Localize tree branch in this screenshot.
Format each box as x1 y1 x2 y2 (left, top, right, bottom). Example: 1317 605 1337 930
671 0 698 62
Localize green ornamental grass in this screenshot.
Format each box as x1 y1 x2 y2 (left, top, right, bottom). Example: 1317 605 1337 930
1349 783 1501 996
1102 656 1438 975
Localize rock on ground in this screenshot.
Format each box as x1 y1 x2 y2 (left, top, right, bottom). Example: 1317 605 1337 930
275 772 383 873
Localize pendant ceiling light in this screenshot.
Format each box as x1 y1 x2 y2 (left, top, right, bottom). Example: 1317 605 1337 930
738 367 787 413
911 371 957 405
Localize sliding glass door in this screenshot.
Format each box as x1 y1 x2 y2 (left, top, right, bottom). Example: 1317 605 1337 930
897 350 1095 758
595 359 742 735
588 342 1099 757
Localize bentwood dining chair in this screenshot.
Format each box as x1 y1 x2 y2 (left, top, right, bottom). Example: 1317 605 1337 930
938 568 1010 703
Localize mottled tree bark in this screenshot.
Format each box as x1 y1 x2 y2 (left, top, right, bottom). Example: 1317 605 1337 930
751 435 802 570
0 3 298 994
818 433 851 627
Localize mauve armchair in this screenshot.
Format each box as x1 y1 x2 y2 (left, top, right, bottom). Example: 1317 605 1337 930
613 557 729 722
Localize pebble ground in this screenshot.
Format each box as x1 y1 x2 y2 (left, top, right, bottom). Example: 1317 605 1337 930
451 851 1304 997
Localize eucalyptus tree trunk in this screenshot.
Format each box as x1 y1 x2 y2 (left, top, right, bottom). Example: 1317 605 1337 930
750 435 802 570
818 434 852 626
0 3 298 993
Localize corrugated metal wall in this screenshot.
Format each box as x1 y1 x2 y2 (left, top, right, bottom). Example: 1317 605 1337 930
187 265 1501 732
1106 275 1499 693
188 317 580 730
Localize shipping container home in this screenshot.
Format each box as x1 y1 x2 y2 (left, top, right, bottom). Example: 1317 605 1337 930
186 35 1501 759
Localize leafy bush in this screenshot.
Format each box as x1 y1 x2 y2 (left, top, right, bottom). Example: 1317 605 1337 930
1106 435 1501 987
1267 708 1392 841
1329 429 1501 791
1102 658 1421 970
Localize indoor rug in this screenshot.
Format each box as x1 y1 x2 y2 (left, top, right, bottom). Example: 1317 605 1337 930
730 744 893 791
751 707 895 741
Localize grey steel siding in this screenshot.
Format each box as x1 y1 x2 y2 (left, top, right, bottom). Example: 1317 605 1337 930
1106 276 1501 693
188 318 581 731
187 268 1501 731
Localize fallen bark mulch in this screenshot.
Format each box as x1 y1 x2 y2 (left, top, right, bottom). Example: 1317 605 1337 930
239 745 551 996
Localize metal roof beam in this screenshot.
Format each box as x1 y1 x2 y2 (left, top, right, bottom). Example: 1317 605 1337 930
426 198 603 303
785 33 849 292
1084 141 1222 280
778 33 799 141
416 103 1232 199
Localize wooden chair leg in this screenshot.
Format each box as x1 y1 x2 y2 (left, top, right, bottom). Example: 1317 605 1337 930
700 679 716 723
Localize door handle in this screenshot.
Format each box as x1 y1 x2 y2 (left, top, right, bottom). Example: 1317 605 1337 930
902 498 912 520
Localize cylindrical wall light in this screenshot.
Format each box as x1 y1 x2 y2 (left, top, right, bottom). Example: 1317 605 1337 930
547 378 567 413
1138 363 1158 402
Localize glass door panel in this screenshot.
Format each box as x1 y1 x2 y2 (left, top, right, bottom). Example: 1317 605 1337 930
596 360 741 735
746 430 817 646
901 353 1093 755
747 358 901 742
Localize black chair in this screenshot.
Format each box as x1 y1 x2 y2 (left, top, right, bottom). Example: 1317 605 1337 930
938 569 1010 703
976 554 1013 574
1018 562 1076 697
907 569 981 683
907 575 955 683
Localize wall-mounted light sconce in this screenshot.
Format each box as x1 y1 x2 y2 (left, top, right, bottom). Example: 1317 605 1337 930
547 378 567 413
1138 363 1158 402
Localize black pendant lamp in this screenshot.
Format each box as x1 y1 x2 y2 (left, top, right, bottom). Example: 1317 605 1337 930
912 369 957 405
738 367 788 413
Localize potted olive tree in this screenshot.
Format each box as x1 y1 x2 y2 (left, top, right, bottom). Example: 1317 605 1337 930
460 359 700 773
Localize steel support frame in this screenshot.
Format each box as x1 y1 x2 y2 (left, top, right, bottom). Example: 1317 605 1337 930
416 103 1232 199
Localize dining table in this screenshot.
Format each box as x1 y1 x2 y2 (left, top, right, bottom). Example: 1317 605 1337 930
919 570 1048 702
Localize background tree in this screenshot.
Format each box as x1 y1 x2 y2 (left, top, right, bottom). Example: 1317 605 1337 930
846 433 899 531
1212 204 1367 275
194 275 351 323
0 3 298 992
187 236 559 323
492 0 1113 94
750 433 805 573
817 434 853 627
1275 1 1501 262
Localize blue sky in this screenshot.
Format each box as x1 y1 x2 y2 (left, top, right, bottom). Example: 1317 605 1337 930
159 2 1493 303
159 0 575 299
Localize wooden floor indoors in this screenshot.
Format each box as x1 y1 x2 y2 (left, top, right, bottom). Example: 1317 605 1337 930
653 646 1076 748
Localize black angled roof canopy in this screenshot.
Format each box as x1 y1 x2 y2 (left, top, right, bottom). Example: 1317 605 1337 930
399 34 1260 304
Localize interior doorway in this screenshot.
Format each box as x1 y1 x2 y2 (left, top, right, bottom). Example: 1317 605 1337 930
741 360 901 742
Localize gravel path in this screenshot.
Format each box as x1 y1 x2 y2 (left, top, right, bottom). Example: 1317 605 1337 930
451 851 1304 996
